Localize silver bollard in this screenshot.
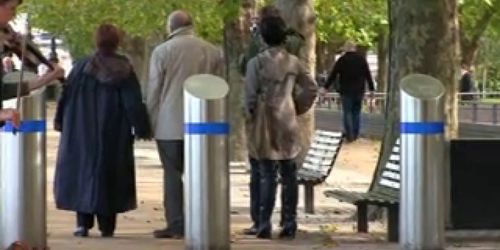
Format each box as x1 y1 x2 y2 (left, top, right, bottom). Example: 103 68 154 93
184 74 230 250
400 74 446 250
0 86 47 249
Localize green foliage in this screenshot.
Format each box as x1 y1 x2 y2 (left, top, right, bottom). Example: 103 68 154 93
459 0 500 42
25 0 240 58
476 36 500 90
315 0 387 46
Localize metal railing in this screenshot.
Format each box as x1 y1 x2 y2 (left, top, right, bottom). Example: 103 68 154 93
317 92 500 126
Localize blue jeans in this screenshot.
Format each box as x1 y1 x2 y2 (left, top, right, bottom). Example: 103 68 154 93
249 157 260 228
257 159 298 234
341 95 363 141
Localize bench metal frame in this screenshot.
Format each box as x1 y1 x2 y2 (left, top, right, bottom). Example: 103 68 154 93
325 139 400 241
297 130 343 214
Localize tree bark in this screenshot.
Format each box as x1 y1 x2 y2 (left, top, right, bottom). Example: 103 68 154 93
276 0 317 164
375 0 459 224
376 30 389 92
121 33 164 96
224 0 256 162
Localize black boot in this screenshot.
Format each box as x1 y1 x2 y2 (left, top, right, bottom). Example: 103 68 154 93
242 225 258 235
247 157 260 235
279 160 298 240
73 227 89 237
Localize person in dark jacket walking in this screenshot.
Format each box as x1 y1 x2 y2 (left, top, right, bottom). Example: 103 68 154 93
322 42 374 142
54 24 151 238
459 64 476 101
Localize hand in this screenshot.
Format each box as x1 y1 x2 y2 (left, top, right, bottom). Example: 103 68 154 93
368 91 375 100
0 108 20 128
54 122 62 132
48 64 65 82
319 87 327 96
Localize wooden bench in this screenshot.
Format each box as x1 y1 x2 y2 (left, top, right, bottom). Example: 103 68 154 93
324 139 400 241
297 130 343 214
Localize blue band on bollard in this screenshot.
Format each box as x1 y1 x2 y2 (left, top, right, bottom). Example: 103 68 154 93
185 122 230 135
1 120 46 133
400 122 444 134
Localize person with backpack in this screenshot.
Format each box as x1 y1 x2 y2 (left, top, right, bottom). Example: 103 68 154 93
244 16 317 239
240 4 306 237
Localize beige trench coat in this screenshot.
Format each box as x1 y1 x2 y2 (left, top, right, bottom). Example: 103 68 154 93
245 47 317 161
147 27 224 140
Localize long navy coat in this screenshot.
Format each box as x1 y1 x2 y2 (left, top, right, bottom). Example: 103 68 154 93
54 52 151 215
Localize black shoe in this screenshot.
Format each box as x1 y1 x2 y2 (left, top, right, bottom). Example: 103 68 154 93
73 227 89 237
101 231 114 238
256 229 272 239
153 228 184 239
242 226 258 235
278 229 296 240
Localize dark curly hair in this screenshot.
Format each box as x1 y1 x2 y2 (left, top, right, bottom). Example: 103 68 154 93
259 16 287 46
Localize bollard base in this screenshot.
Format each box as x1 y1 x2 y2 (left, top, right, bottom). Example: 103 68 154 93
6 241 49 250
402 246 444 250
185 244 230 250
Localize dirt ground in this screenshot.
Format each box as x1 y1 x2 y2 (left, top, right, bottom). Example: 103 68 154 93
41 103 499 249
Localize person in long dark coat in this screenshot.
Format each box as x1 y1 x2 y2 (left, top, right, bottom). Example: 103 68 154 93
53 24 151 238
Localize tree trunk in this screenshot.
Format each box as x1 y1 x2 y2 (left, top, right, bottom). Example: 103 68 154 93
316 41 342 76
121 35 146 82
316 41 327 74
224 0 256 162
376 30 389 92
121 34 164 97
276 0 316 164
375 0 459 225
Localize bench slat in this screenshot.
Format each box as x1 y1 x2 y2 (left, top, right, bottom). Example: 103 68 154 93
385 162 400 172
308 147 338 155
311 143 340 151
313 137 341 145
316 130 343 137
389 154 400 162
302 164 331 172
304 156 334 166
324 190 367 203
379 178 400 189
382 171 400 181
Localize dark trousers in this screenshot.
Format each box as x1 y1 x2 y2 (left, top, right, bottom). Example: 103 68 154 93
341 95 363 141
156 140 184 233
249 157 260 228
249 157 289 228
257 159 298 233
77 212 116 233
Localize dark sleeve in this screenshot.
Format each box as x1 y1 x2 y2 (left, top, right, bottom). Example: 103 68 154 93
54 59 86 132
54 84 69 132
120 71 152 139
363 58 375 91
325 58 342 90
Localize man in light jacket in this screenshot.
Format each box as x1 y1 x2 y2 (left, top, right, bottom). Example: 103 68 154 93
147 10 224 239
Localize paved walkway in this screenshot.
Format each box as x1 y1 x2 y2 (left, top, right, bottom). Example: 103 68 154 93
42 103 499 249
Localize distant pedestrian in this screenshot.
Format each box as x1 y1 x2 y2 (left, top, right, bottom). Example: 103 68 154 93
322 41 375 142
